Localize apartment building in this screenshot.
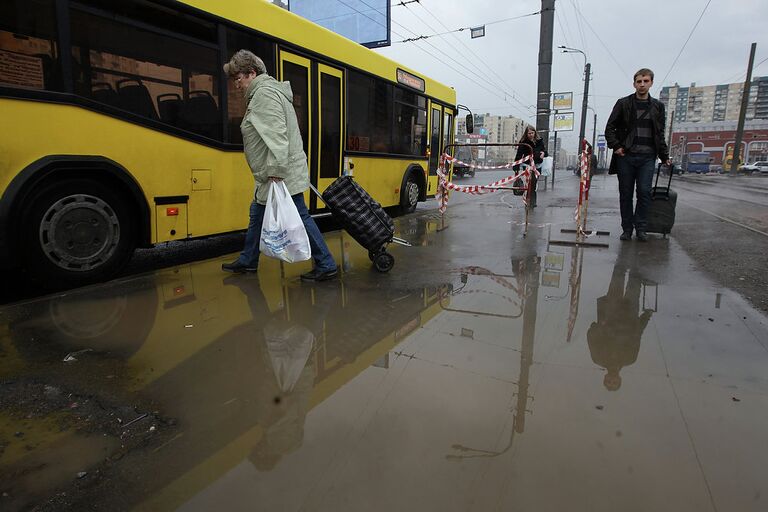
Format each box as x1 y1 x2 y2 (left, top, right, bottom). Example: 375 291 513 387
456 113 528 162
660 76 768 131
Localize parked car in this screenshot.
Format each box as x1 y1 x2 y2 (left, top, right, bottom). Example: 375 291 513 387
738 162 768 174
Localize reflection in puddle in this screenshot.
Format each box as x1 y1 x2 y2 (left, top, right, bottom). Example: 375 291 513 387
0 231 451 510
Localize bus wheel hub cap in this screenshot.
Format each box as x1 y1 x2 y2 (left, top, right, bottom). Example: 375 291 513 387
39 194 120 271
407 182 419 205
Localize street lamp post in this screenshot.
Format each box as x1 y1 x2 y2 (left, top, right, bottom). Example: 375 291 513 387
586 105 597 151
559 46 591 161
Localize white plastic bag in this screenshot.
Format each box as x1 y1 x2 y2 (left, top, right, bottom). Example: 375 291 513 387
259 180 312 263
540 156 553 177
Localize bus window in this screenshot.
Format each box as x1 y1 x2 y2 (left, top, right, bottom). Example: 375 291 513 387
225 28 275 144
443 112 454 157
320 71 342 179
346 70 393 153
282 60 310 158
0 0 61 91
69 7 221 139
393 87 427 156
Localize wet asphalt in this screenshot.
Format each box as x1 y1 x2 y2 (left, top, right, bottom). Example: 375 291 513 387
1 171 767 511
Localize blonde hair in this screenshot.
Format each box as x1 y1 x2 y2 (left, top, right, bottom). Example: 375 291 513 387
223 50 267 77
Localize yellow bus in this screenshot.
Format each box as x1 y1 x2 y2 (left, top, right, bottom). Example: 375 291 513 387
0 0 458 286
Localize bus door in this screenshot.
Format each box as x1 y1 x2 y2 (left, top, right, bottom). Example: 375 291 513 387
428 105 443 183
279 51 312 205
280 52 343 211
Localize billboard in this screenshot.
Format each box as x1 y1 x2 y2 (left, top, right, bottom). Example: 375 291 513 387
552 92 573 110
554 112 574 132
289 0 391 48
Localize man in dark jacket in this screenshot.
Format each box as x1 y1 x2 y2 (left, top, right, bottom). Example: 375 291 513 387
605 68 670 241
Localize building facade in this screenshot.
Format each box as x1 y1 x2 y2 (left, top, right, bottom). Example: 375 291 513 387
669 120 768 167
456 113 528 163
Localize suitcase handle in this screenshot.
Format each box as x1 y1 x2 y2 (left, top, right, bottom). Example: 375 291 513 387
308 182 323 199
654 163 674 197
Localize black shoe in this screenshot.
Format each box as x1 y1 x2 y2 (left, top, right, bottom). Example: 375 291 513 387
300 268 338 282
636 230 648 242
620 231 632 241
222 260 258 273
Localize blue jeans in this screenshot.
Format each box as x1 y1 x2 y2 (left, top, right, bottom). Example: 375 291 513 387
237 192 337 272
616 154 655 232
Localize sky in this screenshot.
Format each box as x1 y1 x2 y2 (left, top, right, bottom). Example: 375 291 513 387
365 0 768 152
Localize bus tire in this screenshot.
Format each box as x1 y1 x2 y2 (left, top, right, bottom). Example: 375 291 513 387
21 178 136 287
399 172 421 214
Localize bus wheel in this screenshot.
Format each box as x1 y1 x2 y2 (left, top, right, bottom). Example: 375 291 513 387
400 174 420 214
21 179 136 286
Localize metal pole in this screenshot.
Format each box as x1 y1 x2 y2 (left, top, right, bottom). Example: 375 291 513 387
730 42 757 176
592 112 597 150
535 0 556 140
578 63 591 158
551 130 558 186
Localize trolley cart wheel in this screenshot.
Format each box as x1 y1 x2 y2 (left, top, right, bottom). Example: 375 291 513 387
373 250 395 273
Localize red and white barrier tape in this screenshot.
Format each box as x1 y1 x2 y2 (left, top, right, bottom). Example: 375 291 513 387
437 154 536 213
442 155 529 170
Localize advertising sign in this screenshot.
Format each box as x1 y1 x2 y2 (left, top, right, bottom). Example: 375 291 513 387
597 134 606 149
290 0 391 48
552 92 573 110
554 112 574 132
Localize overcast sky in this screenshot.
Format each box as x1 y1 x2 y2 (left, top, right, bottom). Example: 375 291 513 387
372 0 767 150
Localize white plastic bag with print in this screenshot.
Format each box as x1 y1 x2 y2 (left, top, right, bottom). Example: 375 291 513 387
540 156 553 177
259 180 312 263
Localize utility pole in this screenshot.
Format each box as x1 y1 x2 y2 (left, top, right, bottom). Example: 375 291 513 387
578 63 591 156
730 42 757 176
535 0 556 141
667 110 675 160
592 112 597 150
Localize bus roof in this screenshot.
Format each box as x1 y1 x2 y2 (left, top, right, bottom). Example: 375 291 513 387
179 0 456 104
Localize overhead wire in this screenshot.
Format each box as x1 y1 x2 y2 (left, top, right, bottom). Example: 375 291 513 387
555 8 581 73
569 0 628 77
393 10 542 43
409 1 537 114
660 0 713 85
568 0 588 54
333 0 532 118
721 56 768 84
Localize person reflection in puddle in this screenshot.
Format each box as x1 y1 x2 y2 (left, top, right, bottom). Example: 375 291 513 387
226 276 339 471
587 256 653 391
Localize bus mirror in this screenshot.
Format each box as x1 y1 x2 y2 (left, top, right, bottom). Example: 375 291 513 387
465 114 473 133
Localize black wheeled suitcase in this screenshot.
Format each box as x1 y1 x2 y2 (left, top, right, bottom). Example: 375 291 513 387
646 163 677 237
311 176 407 272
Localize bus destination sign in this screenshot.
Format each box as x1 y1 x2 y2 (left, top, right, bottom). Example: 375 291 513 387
396 69 425 92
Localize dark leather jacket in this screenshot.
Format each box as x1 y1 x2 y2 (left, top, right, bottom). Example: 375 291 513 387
513 138 547 170
605 93 669 162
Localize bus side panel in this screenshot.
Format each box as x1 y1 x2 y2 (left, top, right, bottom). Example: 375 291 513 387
0 99 254 243
345 157 428 208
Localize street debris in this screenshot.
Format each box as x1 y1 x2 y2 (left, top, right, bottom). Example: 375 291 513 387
62 349 93 362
